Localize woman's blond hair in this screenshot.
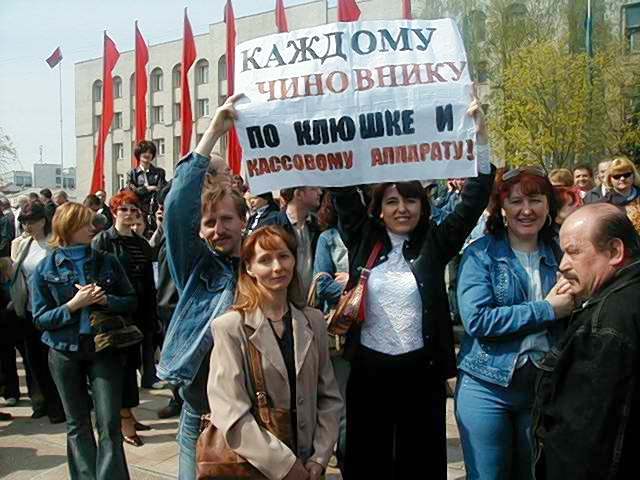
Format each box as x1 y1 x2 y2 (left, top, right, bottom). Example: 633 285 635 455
49 202 95 248
604 155 640 189
233 225 305 314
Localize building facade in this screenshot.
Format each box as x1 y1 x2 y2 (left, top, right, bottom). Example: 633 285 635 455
33 164 76 189
0 170 33 189
75 0 403 196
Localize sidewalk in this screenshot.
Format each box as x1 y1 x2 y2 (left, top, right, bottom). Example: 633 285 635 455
0 359 466 479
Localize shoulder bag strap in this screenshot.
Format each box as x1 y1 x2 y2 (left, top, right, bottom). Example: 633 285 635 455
356 242 384 321
242 317 271 426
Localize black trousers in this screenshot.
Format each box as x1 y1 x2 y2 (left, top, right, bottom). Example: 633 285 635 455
344 346 447 480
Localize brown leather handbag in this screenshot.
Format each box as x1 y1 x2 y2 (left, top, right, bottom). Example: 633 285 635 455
327 242 383 336
196 321 293 480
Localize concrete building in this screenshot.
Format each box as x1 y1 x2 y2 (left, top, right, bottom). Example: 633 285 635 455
74 0 405 196
0 170 33 189
33 163 76 189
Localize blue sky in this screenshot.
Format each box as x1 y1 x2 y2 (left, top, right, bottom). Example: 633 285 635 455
0 0 315 174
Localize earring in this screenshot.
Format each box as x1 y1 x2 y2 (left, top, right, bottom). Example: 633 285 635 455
546 214 553 227
502 216 508 229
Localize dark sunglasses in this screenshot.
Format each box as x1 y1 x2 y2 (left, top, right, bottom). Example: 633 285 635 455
611 172 633 181
502 166 547 182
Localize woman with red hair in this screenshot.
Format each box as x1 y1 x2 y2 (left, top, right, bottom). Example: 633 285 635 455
455 167 576 479
93 190 158 446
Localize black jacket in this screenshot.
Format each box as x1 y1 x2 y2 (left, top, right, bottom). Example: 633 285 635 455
126 164 167 206
583 185 605 204
245 202 281 236
92 226 157 329
332 168 495 378
533 260 640 480
256 209 321 258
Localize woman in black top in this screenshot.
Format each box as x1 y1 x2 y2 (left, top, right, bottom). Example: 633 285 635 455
93 190 158 446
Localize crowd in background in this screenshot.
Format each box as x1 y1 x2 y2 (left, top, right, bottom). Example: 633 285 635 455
1 96 640 480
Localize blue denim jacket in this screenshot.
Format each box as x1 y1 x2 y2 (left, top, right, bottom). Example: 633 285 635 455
156 152 238 386
456 233 563 387
312 228 348 311
31 247 137 352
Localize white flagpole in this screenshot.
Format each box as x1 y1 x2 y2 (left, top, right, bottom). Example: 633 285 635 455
58 60 64 182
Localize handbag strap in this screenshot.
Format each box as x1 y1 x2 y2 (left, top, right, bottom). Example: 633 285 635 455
307 271 334 307
242 318 272 426
357 241 384 321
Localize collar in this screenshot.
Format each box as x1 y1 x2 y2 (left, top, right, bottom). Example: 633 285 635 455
487 231 557 268
137 164 153 174
54 245 93 267
285 205 303 227
582 260 640 308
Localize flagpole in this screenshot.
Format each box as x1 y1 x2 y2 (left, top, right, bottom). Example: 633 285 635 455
58 61 64 182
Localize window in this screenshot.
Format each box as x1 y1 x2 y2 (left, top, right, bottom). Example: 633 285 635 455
218 55 228 106
93 114 102 132
113 143 124 161
152 106 164 125
195 59 209 85
625 3 640 52
196 98 210 118
150 68 163 92
469 10 487 42
172 64 182 89
173 102 181 121
93 80 103 102
113 112 123 129
56 176 62 186
55 168 61 175
114 76 123 98
118 174 126 190
476 61 489 82
507 2 527 22
153 138 166 156
174 136 181 162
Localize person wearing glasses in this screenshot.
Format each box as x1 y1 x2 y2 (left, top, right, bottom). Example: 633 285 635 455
601 156 640 233
93 191 158 446
455 167 575 479
332 98 495 479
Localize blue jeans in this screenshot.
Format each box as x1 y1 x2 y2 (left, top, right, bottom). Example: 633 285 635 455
177 353 210 480
48 343 129 480
455 362 538 480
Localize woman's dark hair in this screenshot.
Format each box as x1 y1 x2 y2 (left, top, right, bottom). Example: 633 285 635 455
83 194 101 209
317 191 337 230
134 140 157 161
486 168 558 243
368 181 431 234
18 200 52 235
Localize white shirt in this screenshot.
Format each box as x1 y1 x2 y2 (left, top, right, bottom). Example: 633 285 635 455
361 231 424 355
21 236 51 312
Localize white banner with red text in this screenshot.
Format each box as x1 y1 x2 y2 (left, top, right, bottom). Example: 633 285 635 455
234 18 477 194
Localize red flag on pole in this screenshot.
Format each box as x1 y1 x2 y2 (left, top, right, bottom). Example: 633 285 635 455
134 21 149 165
337 0 361 22
45 47 63 68
225 0 242 175
181 8 197 157
402 0 412 19
275 0 289 33
91 33 120 194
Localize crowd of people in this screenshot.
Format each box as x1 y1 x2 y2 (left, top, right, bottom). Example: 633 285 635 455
1 93 640 480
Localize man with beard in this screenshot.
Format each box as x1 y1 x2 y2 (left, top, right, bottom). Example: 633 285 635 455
533 203 640 479
157 94 247 480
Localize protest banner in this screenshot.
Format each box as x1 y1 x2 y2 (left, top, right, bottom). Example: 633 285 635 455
234 18 476 194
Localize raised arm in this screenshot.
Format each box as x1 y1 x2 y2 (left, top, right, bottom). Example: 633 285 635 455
331 186 368 251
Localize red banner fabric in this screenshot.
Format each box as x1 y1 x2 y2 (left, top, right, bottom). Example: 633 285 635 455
275 0 289 33
45 47 63 69
90 33 120 194
225 0 242 175
180 9 197 157
402 0 412 19
134 22 149 165
337 0 361 22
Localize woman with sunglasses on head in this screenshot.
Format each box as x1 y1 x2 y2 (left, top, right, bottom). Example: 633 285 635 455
455 167 575 479
601 156 640 233
31 202 136 479
93 191 158 446
207 225 342 480
331 98 495 479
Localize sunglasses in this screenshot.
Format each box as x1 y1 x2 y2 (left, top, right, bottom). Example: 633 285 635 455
611 172 633 181
502 166 547 182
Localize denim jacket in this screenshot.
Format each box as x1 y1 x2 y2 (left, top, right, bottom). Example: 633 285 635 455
156 152 238 386
456 233 563 387
312 228 348 311
31 247 137 352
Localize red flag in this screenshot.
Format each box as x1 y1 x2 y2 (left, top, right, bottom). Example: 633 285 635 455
225 0 242 175
337 0 361 22
91 33 120 194
275 0 289 33
45 47 63 68
134 21 149 164
181 8 197 156
402 0 412 19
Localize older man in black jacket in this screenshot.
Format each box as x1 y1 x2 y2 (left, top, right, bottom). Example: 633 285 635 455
534 203 640 479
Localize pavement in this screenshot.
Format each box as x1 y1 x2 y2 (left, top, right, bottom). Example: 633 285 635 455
0 358 466 479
